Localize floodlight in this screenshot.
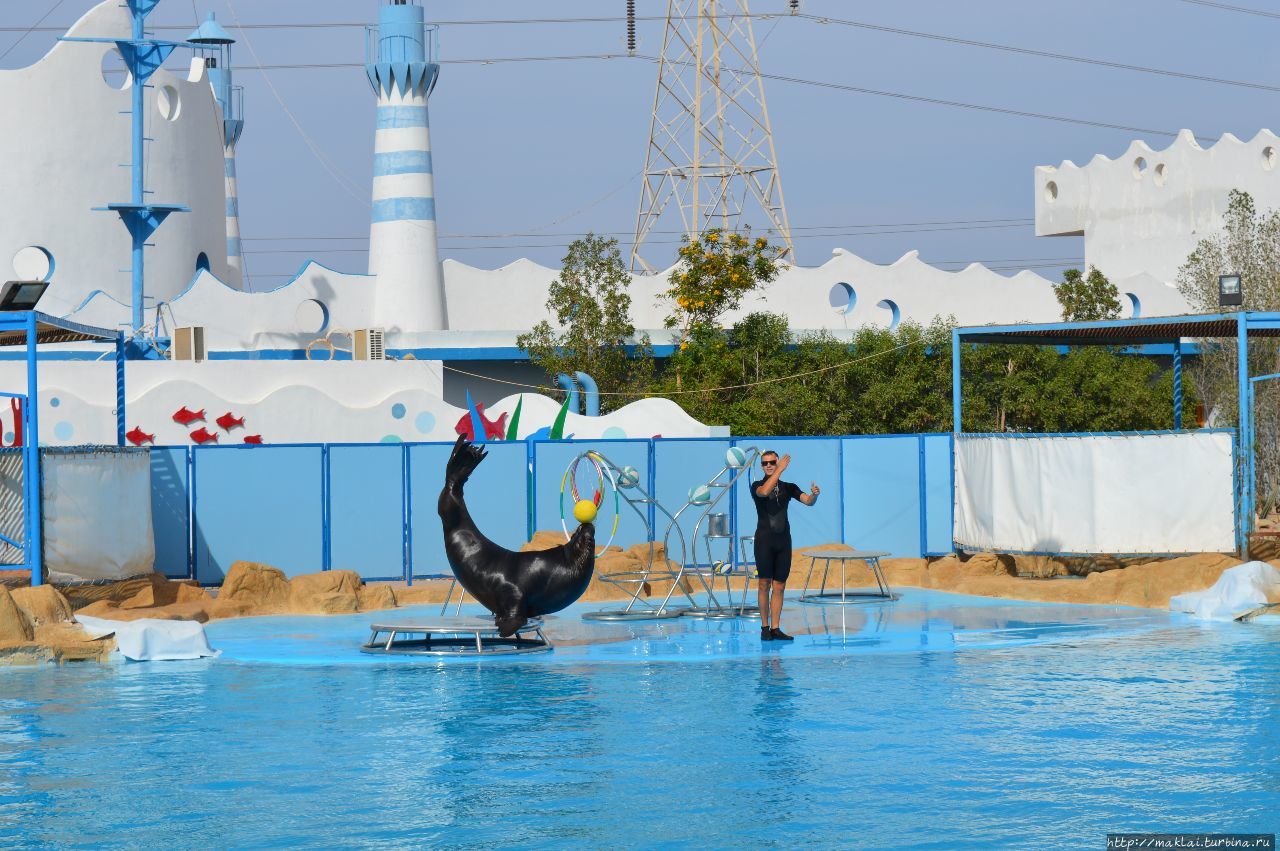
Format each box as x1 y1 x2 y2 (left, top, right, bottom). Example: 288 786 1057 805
0 281 48 311
1219 274 1243 307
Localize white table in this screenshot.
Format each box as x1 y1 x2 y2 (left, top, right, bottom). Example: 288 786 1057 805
798 550 897 604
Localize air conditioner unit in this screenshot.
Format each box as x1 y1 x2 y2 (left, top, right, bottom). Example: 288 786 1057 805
173 326 205 362
353 328 385 361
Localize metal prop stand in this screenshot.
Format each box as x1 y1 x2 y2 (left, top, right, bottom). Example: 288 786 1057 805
660 447 762 619
581 451 686 622
361 617 551 656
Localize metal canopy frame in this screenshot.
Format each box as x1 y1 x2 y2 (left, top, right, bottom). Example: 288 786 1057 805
0 312 126 585
951 311 1280 553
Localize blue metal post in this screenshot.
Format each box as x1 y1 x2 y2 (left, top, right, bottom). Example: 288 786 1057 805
1236 313 1250 554
129 9 146 334
321 445 331 571
115 331 126 446
1172 338 1183 429
402 444 412 584
951 328 962 433
26 313 41 586
917 434 928 558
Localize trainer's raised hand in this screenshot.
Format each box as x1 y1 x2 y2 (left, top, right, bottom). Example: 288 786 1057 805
776 454 791 473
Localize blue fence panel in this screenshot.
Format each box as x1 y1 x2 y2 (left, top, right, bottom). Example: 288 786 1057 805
533 439 651 550
150 447 190 579
408 441 528 579
841 436 922 557
193 445 324 583
329 445 406 580
922 434 954 556
653 438 731 565
733 437 843 552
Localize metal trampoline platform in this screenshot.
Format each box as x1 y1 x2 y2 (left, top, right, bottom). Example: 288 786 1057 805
360 617 552 656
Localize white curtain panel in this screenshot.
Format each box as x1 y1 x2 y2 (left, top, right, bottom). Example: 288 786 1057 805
954 432 1235 554
41 449 156 583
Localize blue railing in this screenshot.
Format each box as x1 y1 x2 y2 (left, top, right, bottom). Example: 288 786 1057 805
150 434 954 585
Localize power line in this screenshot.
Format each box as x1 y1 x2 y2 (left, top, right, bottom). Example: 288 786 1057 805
239 218 1035 243
0 0 66 63
226 48 1214 142
794 12 1280 94
732 59 1217 143
1175 0 1280 19
239 223 1041 256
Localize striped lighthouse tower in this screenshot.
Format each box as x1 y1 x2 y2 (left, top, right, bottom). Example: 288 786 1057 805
189 14 246 288
366 0 446 331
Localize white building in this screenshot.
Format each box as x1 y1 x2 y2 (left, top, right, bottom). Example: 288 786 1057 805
0 0 1267 445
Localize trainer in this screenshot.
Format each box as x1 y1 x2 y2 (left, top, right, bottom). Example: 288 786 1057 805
751 450 819 642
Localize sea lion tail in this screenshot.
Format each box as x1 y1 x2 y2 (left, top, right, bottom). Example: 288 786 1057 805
446 434 488 485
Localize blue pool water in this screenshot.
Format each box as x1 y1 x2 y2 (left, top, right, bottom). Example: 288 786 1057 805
1 590 1277 849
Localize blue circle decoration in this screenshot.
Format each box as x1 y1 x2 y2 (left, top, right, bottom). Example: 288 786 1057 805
2 433 11 445
54 421 74 441
602 426 627 440
379 434 403 444
49 397 60 408
391 403 406 419
415 411 436 434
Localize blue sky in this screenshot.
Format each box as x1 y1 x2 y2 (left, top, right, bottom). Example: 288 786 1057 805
2 0 1275 290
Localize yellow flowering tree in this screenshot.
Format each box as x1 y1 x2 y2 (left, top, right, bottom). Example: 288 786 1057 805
665 228 784 341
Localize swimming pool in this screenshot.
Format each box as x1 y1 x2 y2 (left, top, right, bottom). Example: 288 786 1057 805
2 590 1277 848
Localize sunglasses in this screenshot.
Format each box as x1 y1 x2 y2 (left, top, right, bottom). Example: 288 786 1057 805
761 459 778 466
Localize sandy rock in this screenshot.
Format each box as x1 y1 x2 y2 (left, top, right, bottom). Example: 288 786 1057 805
522 530 566 551
0 586 34 643
76 600 122 618
35 622 115 662
882 558 929 587
289 570 362 614
358 584 398 611
176 583 212 604
89 602 212 623
1008 555 1066 579
1249 535 1280 562
55 574 156 610
393 579 458 606
218 562 291 612
10 585 73 626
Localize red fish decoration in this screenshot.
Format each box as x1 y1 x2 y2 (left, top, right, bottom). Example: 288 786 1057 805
189 427 219 444
453 403 508 441
126 426 155 446
173 406 205 426
216 412 245 431
243 435 263 445
8 398 21 447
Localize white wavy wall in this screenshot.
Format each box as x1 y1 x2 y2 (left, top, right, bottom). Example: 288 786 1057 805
0 0 232 317
1037 129 1280 283
0 361 712 446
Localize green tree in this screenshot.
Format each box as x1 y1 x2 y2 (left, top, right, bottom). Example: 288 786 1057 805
665 229 784 340
640 312 1195 437
1054 266 1122 321
1176 189 1280 514
516 234 652 412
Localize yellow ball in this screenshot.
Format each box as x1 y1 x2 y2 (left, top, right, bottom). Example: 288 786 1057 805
573 499 598 524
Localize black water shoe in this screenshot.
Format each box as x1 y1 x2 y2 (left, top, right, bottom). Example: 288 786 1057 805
760 626 774 642
770 628 794 641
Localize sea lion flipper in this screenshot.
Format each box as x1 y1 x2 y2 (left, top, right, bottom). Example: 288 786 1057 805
495 610 527 638
446 435 488 485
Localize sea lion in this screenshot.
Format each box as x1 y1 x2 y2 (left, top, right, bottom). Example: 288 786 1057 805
439 435 596 636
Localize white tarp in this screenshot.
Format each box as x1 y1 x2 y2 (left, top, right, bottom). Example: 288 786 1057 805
954 432 1235 554
1170 561 1280 621
76 614 219 661
42 449 156 584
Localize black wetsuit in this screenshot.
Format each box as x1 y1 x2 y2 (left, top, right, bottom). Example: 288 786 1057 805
751 479 802 582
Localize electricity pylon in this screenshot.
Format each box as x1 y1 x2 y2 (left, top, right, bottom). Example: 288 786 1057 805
631 0 794 273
